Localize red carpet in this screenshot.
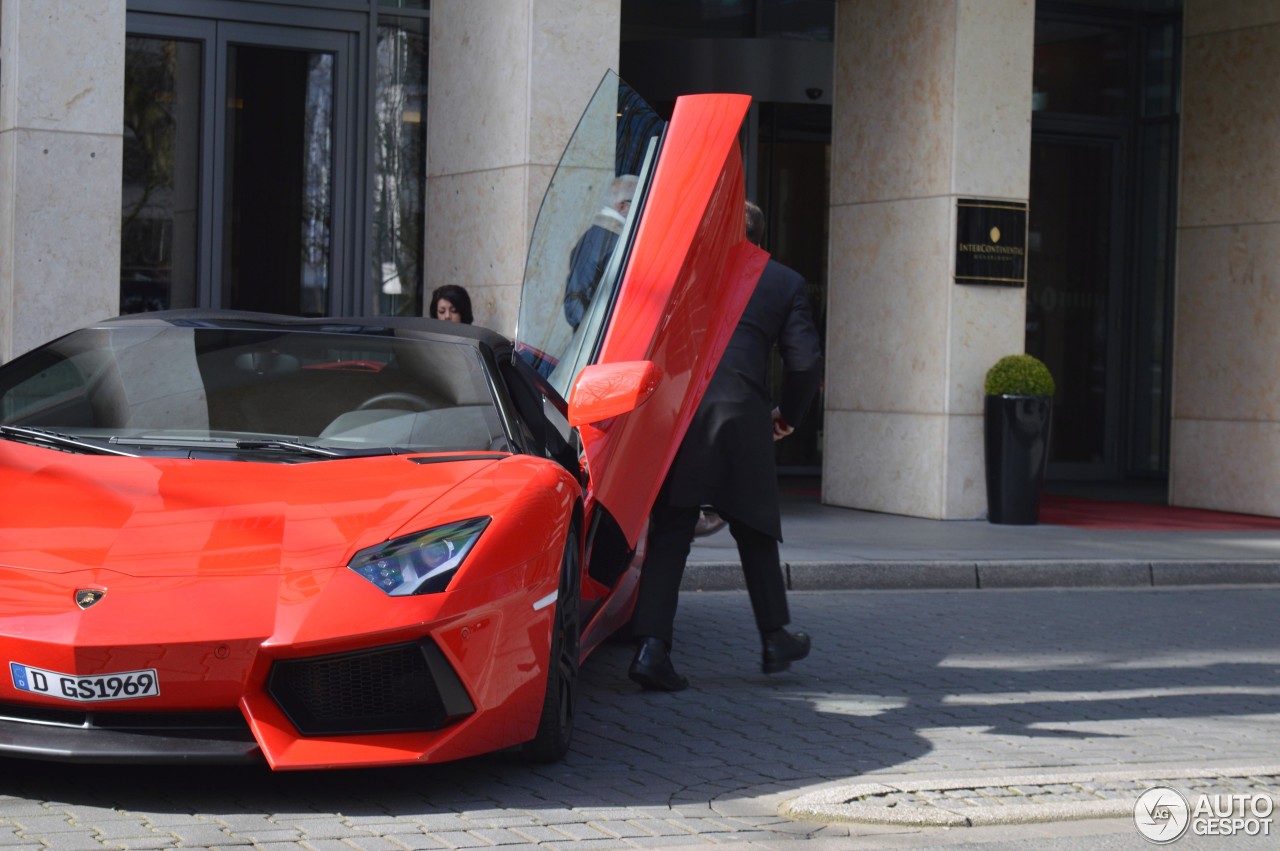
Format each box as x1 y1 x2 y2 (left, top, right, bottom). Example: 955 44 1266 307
1039 494 1280 531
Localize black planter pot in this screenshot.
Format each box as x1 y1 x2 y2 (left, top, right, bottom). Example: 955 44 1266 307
984 394 1052 525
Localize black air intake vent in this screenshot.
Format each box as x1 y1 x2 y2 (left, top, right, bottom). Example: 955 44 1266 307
268 640 474 736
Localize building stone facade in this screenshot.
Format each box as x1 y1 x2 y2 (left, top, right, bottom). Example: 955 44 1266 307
1171 3 1280 516
0 0 126 361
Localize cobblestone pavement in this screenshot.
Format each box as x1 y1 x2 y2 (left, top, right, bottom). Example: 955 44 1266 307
3 585 1280 849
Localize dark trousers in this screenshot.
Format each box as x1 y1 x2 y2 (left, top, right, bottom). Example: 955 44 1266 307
630 488 790 647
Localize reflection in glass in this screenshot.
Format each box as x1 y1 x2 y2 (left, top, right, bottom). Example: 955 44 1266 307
755 103 830 471
372 18 428 317
301 56 335 316
224 46 334 316
1033 19 1131 117
622 0 833 41
0 324 504 455
1130 122 1175 474
1027 141 1112 465
121 37 201 314
300 54 335 316
1142 20 1178 119
514 73 664 400
562 174 638 332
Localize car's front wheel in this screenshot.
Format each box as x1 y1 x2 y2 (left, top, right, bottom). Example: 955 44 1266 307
521 521 581 762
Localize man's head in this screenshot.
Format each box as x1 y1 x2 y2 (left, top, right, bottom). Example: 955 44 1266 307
607 175 639 214
744 200 765 246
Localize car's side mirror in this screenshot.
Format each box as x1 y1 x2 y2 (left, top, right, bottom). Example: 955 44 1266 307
567 361 663 427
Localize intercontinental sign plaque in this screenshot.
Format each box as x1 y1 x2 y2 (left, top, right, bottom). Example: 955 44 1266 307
955 198 1027 286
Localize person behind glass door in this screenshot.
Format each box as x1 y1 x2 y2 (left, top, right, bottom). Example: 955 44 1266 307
563 174 638 330
430 285 474 324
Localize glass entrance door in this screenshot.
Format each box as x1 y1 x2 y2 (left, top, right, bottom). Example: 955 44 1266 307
123 13 362 317
217 26 356 315
753 102 830 475
1026 130 1126 479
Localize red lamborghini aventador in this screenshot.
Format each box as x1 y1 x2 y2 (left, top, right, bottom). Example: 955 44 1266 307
0 73 766 769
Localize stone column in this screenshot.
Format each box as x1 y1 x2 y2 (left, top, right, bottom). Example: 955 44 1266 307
0 0 125 363
823 0 1034 519
1172 3 1280 516
424 0 619 336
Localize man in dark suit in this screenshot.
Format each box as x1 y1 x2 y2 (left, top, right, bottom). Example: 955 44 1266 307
628 200 824 691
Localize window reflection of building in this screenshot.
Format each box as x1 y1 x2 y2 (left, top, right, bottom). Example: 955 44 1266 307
121 37 201 315
373 18 428 317
300 54 335 317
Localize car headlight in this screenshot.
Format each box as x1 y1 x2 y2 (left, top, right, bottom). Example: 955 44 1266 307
348 517 490 596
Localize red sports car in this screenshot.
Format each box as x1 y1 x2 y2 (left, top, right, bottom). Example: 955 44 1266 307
0 74 766 769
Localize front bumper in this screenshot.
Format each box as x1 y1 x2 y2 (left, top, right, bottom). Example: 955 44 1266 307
0 638 475 767
0 703 260 764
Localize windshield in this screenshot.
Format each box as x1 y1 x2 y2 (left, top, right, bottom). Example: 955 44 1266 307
0 324 508 458
514 72 665 399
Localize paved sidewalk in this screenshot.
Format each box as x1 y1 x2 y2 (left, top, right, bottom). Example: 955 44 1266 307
686 490 1280 591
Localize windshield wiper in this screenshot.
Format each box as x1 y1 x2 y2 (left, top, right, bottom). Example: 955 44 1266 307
0 425 137 457
233 439 395 458
107 435 395 459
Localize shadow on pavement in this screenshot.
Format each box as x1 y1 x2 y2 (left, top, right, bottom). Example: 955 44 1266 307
5 586 1280 830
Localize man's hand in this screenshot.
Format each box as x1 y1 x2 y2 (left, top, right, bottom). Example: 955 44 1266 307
772 407 794 442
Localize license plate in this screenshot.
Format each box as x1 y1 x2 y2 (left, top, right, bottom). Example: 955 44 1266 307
9 662 160 702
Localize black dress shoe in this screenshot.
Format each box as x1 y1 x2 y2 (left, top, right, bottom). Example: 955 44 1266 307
762 628 810 674
628 637 689 691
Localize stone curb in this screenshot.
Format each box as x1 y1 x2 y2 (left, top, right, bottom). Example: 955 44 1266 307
783 765 1280 828
681 561 1280 592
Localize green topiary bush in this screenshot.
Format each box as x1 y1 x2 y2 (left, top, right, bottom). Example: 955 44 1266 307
984 354 1056 398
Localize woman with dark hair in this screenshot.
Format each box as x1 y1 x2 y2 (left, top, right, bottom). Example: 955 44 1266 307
430 285 474 324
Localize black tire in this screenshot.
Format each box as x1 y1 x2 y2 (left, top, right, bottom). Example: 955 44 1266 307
521 523 582 762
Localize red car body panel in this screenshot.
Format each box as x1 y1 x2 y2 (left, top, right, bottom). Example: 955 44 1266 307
0 440 577 768
576 93 768 550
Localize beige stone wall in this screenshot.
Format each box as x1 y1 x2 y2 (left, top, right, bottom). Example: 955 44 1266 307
424 0 620 336
823 0 1033 519
1172 2 1280 516
0 0 124 363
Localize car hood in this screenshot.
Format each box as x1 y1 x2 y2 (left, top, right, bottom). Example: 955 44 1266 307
0 442 502 577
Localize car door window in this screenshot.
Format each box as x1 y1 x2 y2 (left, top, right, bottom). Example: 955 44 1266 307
514 73 664 400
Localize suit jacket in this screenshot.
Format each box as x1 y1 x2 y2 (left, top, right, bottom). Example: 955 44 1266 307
664 258 823 540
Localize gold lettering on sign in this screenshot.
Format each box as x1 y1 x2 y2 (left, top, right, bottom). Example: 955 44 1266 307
958 243 1024 256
